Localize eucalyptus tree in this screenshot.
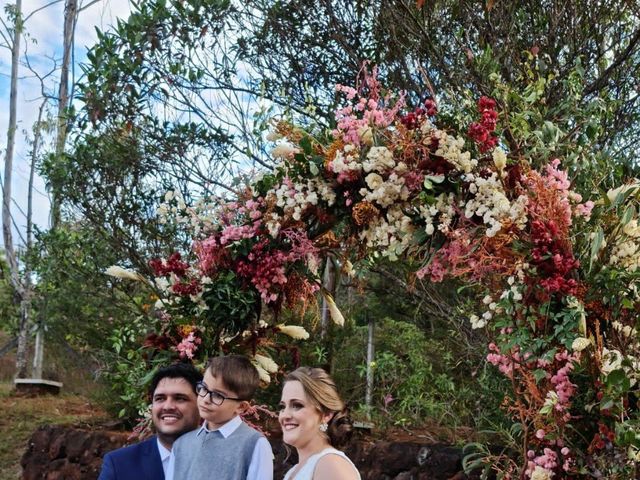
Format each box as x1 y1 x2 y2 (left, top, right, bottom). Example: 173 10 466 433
1 0 32 377
1 0 119 378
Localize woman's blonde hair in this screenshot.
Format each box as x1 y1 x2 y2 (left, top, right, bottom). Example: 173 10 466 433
284 367 352 446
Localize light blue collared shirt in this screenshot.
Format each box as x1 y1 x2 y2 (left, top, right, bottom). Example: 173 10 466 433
157 438 171 478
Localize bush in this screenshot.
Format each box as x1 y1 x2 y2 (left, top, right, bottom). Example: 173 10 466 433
331 317 506 433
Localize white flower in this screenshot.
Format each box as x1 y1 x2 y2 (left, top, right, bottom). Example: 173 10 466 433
470 314 486 329
530 466 553 480
155 277 170 292
433 130 477 173
277 324 310 340
271 143 298 159
365 173 384 191
266 130 283 141
254 353 278 373
463 173 527 237
105 266 146 282
156 203 169 218
601 348 624 375
571 337 591 352
342 260 355 278
492 147 507 171
363 146 394 172
358 126 373 145
623 219 640 237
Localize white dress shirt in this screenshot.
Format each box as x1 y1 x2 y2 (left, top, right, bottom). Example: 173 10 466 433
157 437 171 478
166 416 273 480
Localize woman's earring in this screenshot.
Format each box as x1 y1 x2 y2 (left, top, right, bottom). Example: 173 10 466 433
319 422 328 433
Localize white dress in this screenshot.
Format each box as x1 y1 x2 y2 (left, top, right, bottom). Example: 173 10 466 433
283 447 361 480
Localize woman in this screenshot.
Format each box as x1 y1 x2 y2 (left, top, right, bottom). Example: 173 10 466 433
279 367 360 480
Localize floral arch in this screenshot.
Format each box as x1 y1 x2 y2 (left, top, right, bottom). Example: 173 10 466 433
109 67 639 478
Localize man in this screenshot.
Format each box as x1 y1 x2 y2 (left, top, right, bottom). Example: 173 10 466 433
99 362 202 480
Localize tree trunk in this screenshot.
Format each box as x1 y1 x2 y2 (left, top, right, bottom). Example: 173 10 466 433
3 0 27 378
32 322 44 378
27 98 47 379
50 0 77 228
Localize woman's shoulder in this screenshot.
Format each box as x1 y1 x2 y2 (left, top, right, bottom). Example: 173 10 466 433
313 448 360 480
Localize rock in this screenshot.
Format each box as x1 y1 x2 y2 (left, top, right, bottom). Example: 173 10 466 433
21 425 128 480
21 425 474 480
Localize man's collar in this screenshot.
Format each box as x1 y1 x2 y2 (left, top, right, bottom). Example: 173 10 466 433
156 437 171 460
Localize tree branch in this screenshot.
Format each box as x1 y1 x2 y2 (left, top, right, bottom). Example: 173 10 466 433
583 27 640 96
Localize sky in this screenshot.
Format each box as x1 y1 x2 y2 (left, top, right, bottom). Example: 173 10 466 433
0 0 132 248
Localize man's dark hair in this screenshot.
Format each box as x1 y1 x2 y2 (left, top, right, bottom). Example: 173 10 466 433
148 362 203 399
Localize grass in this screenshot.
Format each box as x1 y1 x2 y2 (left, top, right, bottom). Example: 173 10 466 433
0 381 109 480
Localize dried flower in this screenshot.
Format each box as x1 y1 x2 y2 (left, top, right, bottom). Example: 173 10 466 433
105 266 146 282
352 201 380 226
277 324 310 340
322 291 345 326
571 337 591 352
254 353 279 373
254 362 272 384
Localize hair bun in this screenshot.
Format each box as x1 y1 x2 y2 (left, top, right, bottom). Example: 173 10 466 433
327 408 353 447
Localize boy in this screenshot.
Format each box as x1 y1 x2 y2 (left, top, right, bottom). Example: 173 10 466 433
168 355 273 480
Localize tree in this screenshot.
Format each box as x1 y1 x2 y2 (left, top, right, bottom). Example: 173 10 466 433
240 0 640 173
1 0 33 378
39 1 640 439
1 0 115 378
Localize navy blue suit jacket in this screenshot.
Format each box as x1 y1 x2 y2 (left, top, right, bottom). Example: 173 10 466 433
98 436 164 480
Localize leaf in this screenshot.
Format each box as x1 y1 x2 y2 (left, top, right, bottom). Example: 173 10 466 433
605 369 626 387
426 174 445 184
487 0 497 11
533 369 547 383
299 135 313 155
621 298 634 309
416 0 426 8
621 204 636 225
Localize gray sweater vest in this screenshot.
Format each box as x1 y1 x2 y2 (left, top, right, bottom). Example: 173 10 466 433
172 422 262 479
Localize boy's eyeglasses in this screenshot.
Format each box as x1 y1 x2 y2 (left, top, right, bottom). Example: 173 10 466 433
195 382 245 405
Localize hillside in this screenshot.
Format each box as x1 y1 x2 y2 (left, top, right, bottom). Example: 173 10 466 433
0 382 109 480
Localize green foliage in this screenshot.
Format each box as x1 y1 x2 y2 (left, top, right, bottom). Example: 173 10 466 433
98 316 169 423
201 272 261 340
28 225 141 350
0 254 19 335
332 317 505 432
31 3 640 469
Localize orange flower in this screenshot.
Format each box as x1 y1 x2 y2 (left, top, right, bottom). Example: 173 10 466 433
352 201 380 226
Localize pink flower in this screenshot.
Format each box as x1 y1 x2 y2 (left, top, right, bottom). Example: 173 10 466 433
176 332 201 360
575 200 594 219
